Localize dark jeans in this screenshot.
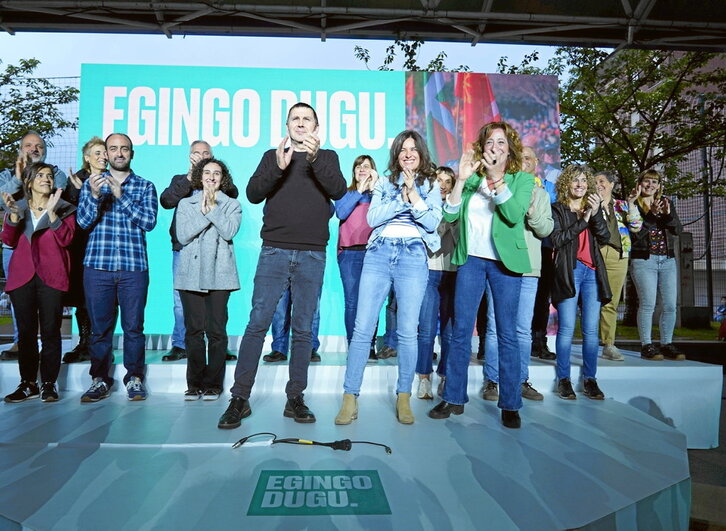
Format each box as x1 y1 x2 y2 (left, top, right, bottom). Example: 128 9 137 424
531 246 554 347
9 275 64 383
180 289 231 392
416 269 455 376
231 247 325 400
84 268 149 387
444 257 523 411
270 287 321 353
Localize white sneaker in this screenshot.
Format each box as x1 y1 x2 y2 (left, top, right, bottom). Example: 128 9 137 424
602 345 625 361
417 376 433 400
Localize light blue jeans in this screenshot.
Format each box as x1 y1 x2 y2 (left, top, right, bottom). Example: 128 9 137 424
483 276 538 384
171 251 186 349
555 261 600 381
630 255 678 345
343 238 428 395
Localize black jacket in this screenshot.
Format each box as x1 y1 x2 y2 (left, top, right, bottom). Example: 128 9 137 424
160 173 239 251
550 202 612 305
629 200 682 260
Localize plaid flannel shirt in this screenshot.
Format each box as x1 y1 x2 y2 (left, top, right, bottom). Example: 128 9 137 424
77 171 158 271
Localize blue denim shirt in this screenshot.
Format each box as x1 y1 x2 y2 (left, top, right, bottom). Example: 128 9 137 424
367 174 443 253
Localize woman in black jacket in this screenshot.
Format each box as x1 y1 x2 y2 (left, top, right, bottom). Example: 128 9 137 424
550 165 612 401
628 169 684 361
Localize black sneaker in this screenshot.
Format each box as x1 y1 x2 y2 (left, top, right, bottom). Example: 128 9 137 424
501 410 521 429
218 396 251 429
184 388 202 401
263 350 287 362
660 343 686 361
557 378 576 400
539 344 556 360
284 396 316 423
583 378 605 400
640 344 664 361
162 346 186 362
4 381 39 403
310 350 321 363
40 382 59 402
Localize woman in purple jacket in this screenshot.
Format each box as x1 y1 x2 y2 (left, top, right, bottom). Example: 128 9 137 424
335 155 379 360
1 162 76 403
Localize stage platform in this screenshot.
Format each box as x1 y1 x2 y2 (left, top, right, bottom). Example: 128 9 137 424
0 337 720 449
0 380 691 530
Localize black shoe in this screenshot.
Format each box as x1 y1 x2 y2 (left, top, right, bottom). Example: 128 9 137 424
263 350 287 362
284 396 316 423
63 342 90 363
640 343 664 361
310 350 321 363
501 410 521 429
218 397 252 429
367 348 378 363
162 346 186 362
0 343 18 361
225 350 237 361
660 343 686 361
40 382 59 402
539 344 556 360
428 400 464 419
583 378 605 400
557 378 576 400
4 381 39 403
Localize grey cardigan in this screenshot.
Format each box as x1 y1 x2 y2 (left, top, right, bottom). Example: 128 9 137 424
174 191 241 292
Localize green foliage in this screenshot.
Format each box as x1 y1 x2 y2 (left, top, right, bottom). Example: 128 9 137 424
0 58 79 169
498 48 726 198
354 40 470 72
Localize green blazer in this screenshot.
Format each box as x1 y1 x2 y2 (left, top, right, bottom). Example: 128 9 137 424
443 171 534 274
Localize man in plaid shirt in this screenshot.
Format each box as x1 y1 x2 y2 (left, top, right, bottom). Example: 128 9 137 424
76 133 158 402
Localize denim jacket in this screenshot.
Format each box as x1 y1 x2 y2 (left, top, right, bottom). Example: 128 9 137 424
367 174 443 253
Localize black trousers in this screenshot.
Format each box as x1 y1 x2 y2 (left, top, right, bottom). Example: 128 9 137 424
179 289 231 391
531 246 555 347
9 275 64 383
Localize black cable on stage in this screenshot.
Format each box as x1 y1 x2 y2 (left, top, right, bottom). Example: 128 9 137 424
232 432 392 454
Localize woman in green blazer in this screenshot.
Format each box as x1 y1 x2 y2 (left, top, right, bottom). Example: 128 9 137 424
428 121 534 429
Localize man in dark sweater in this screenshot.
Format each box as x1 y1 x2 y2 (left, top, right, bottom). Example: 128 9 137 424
159 140 239 362
219 102 346 428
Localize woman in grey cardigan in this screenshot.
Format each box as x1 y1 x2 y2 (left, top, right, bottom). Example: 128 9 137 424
175 158 241 400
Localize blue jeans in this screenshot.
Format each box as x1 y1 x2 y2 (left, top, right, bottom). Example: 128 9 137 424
416 269 455 376
231 247 325 399
2 246 18 343
383 289 398 349
483 275 538 384
84 268 149 387
555 261 600 380
443 257 522 411
343 238 428 395
338 249 366 343
171 251 186 349
630 255 678 345
270 287 321 353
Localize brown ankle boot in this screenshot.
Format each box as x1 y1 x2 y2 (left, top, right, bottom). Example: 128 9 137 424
335 394 358 425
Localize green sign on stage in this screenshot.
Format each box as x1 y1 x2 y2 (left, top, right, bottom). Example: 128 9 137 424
248 470 391 516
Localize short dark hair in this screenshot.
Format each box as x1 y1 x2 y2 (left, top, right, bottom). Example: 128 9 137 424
287 102 319 126
190 158 234 194
594 170 617 184
105 132 134 151
22 162 55 199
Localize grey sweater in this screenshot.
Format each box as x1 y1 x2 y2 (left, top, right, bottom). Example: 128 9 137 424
174 191 241 292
